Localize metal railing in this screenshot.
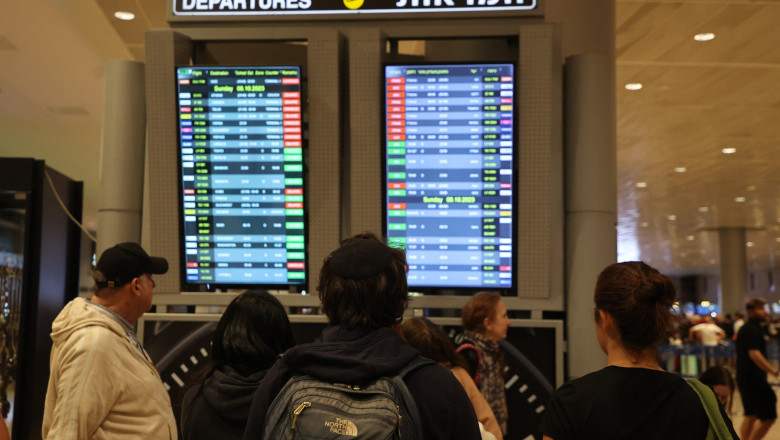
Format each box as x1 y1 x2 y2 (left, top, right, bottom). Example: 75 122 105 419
659 341 780 378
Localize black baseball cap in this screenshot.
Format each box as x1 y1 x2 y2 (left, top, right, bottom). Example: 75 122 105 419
94 242 168 288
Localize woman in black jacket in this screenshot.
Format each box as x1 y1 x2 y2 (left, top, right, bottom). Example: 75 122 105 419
181 290 295 440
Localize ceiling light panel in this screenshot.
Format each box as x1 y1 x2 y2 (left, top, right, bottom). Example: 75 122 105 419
694 33 715 42
114 11 135 20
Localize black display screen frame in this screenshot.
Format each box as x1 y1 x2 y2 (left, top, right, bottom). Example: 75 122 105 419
381 61 519 294
174 64 309 292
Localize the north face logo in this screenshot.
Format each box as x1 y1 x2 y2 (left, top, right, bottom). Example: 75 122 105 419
324 417 358 436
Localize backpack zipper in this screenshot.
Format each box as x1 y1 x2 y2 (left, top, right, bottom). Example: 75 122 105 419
334 383 361 390
396 405 402 437
291 401 311 430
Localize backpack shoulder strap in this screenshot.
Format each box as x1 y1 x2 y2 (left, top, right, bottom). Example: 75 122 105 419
389 356 435 439
456 342 482 386
686 378 733 440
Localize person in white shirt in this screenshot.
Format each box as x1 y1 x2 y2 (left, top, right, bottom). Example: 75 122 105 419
689 315 726 369
690 316 726 346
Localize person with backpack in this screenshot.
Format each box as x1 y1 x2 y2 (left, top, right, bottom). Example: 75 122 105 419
461 291 511 435
242 235 481 440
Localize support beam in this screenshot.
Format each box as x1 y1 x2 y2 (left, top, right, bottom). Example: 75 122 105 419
718 227 748 315
97 60 146 257
564 53 616 378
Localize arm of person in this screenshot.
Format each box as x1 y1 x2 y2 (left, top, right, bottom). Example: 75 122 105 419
406 364 481 440
457 345 481 381
43 327 118 439
450 366 503 440
716 327 725 342
543 436 555 440
748 349 780 376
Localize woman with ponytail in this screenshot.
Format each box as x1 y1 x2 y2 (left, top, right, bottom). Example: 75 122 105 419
540 262 738 439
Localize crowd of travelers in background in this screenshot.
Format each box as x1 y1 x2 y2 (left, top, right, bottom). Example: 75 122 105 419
663 304 780 439
663 309 780 376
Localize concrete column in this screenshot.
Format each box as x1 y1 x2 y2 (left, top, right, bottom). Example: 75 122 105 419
564 53 617 378
96 60 146 257
718 227 748 315
545 0 615 60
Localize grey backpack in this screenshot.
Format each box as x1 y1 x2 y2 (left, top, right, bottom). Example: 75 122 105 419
261 356 434 440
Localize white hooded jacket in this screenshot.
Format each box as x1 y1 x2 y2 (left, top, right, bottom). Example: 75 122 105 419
42 297 177 439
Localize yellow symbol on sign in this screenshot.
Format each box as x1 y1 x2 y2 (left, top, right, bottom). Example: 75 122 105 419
344 0 364 10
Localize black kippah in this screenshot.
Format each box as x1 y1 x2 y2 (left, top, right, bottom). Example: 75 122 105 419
328 239 394 279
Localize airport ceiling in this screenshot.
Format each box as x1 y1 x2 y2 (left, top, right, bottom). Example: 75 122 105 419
0 0 778 276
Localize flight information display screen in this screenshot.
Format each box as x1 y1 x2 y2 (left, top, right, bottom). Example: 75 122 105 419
384 63 515 289
176 66 306 288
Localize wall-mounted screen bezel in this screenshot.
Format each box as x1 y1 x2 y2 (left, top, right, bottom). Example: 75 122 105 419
382 62 517 293
175 65 307 291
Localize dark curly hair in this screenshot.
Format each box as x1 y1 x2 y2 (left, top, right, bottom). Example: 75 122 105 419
318 234 409 329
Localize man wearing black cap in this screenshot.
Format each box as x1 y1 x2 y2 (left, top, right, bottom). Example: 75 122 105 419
42 242 177 439
242 234 481 440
